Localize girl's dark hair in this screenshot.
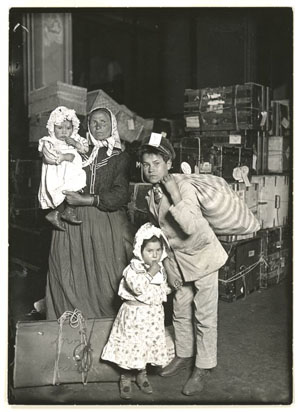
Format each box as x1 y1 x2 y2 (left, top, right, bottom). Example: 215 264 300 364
141 235 163 253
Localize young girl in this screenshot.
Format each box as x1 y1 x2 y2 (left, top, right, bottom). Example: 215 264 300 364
38 106 88 231
101 222 171 400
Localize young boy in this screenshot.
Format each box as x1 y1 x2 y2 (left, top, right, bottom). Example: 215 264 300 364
139 134 228 396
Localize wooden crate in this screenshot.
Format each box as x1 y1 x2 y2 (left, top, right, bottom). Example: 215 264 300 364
251 175 290 228
28 81 87 117
267 136 291 173
199 83 271 132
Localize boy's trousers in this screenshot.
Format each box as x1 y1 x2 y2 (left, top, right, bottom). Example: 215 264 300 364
172 271 219 369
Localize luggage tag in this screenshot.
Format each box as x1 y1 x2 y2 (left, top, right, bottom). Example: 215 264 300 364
150 271 164 285
260 111 268 127
233 166 251 187
181 161 192 174
149 132 162 147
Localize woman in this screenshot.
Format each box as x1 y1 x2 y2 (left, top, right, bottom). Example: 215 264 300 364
44 107 134 319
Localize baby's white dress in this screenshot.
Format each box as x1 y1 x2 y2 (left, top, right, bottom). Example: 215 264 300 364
38 135 87 209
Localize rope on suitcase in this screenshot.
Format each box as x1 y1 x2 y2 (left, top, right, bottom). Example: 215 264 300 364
53 309 93 386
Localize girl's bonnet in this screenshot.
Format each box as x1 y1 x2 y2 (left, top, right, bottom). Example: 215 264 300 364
133 222 169 263
46 106 80 139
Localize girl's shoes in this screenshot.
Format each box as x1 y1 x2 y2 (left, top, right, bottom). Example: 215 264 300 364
136 370 153 394
119 374 132 400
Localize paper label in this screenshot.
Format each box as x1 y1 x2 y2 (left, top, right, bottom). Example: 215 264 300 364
241 166 251 187
281 117 289 129
260 111 268 126
186 116 200 128
252 153 257 170
127 119 135 130
149 133 162 147
229 134 242 144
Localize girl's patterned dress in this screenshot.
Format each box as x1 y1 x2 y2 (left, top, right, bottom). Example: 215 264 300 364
101 258 171 370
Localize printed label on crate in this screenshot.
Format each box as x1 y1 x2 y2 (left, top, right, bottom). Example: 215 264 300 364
229 134 242 144
207 99 225 113
185 116 200 128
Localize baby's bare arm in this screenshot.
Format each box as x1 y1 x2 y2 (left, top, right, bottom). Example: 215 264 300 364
57 153 75 164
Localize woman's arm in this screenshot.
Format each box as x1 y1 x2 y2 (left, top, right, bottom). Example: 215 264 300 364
63 152 130 208
95 152 131 212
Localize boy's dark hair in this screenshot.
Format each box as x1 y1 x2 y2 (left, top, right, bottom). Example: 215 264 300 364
141 235 163 253
139 146 171 163
138 135 176 162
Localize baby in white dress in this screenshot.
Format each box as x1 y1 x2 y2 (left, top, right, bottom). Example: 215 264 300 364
38 106 88 231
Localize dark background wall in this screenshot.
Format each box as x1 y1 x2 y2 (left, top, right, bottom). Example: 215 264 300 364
9 7 293 158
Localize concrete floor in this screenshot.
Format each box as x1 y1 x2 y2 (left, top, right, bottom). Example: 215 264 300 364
7 267 292 407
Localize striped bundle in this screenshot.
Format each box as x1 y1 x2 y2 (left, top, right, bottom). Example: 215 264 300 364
175 174 260 235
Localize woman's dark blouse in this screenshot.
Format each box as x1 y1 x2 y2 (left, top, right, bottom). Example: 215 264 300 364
82 146 130 212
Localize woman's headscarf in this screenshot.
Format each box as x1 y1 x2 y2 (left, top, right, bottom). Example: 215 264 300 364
82 107 122 167
46 106 80 139
133 222 169 263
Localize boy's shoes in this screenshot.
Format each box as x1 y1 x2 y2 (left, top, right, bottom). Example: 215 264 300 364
159 355 194 377
136 370 153 394
61 207 82 224
182 367 210 396
45 210 66 231
119 374 132 400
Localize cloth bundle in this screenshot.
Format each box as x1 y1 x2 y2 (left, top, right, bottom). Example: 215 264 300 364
174 173 260 235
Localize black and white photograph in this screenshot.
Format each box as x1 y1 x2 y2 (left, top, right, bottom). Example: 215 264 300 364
5 3 294 408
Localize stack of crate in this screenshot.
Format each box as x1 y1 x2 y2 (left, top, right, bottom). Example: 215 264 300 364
28 81 88 144
180 82 291 302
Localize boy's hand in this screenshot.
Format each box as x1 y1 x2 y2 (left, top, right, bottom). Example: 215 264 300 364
148 262 161 277
161 174 182 205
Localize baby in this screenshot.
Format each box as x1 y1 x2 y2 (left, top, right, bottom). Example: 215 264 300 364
38 106 88 231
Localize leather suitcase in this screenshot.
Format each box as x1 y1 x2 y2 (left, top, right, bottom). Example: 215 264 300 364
13 316 175 388
13 317 119 388
128 182 152 228
173 136 201 173
218 237 261 302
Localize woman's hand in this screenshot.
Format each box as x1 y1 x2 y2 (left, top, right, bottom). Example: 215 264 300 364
63 191 93 206
160 174 182 205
